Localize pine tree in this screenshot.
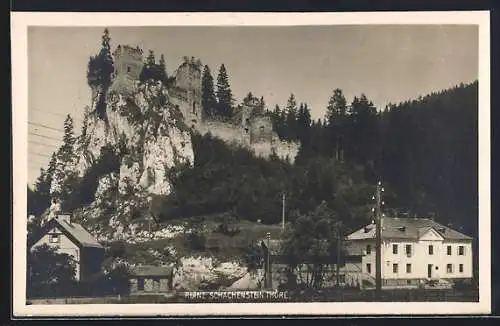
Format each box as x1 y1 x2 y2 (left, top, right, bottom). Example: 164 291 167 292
201 65 217 118
348 94 379 172
285 94 298 140
297 103 312 143
158 54 168 83
254 96 266 116
87 28 114 88
215 64 234 118
243 92 254 106
325 88 348 161
58 115 76 164
325 88 347 123
146 50 155 67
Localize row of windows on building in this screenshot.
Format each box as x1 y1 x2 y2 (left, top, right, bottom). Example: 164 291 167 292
366 244 466 256
366 262 465 274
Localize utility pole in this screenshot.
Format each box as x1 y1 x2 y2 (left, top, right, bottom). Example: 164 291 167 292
266 232 271 289
374 181 384 298
281 192 286 232
336 226 341 287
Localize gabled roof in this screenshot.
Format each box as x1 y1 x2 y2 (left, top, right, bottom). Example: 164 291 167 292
29 216 104 249
130 265 173 277
346 217 472 241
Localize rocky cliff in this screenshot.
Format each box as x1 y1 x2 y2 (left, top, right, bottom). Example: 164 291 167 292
45 79 194 242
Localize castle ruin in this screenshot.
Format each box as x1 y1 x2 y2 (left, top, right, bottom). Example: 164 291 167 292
109 44 300 162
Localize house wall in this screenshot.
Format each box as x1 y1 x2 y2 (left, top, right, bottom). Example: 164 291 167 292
80 247 105 282
31 227 81 281
129 277 170 294
359 236 473 283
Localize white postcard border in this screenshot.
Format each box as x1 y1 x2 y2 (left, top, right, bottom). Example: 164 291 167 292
11 11 491 317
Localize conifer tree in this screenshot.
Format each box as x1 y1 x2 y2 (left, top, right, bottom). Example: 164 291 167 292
254 96 266 116
58 115 76 164
285 94 298 140
297 103 312 144
325 88 347 123
348 94 379 170
158 54 168 83
243 92 254 106
87 28 114 88
325 88 348 160
201 65 217 118
146 50 156 67
215 64 234 118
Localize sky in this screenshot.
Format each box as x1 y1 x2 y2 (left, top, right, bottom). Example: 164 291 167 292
27 25 478 186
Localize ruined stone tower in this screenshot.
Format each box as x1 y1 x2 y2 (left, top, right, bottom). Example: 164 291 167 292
169 58 203 129
111 45 144 94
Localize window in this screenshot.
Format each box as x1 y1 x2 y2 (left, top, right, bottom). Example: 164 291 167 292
127 66 131 73
428 245 434 255
393 263 398 273
447 245 452 255
459 264 464 273
366 263 372 274
366 244 372 255
49 234 60 243
392 244 398 254
245 118 250 125
192 102 196 114
458 246 465 256
447 264 453 273
138 278 145 291
406 263 412 273
405 244 412 257
339 274 346 284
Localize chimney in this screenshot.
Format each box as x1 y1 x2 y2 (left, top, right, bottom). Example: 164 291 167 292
57 213 71 224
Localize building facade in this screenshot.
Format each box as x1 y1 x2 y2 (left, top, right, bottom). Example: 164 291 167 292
29 214 105 282
346 217 473 287
128 265 174 294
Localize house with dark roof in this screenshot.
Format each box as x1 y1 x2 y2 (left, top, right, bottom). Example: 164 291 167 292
346 217 473 288
28 214 105 282
128 265 174 294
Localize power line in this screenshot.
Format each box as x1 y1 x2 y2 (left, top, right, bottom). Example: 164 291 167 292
31 109 83 121
29 152 52 158
28 132 61 142
28 140 59 148
28 121 63 133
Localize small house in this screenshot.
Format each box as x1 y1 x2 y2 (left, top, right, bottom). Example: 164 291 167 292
28 214 105 282
129 265 174 294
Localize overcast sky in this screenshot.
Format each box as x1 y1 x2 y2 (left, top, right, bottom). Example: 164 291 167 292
27 25 478 185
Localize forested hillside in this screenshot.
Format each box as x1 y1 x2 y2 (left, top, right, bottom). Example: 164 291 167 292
149 81 478 237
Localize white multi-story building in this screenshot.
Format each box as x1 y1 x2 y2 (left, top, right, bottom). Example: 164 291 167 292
346 217 473 288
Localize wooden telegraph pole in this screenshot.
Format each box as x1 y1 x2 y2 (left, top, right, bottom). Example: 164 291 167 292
281 192 286 232
266 232 271 289
374 181 384 298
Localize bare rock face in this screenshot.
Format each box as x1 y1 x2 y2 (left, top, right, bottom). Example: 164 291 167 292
46 79 194 238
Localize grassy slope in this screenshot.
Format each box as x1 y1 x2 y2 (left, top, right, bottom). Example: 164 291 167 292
120 217 283 265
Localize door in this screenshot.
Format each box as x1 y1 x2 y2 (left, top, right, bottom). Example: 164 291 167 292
427 264 433 278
